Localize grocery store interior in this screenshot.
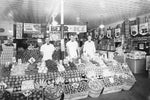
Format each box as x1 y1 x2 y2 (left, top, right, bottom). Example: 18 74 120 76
0 0 150 100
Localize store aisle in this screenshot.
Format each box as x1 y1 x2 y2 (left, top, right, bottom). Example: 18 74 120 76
82 73 150 100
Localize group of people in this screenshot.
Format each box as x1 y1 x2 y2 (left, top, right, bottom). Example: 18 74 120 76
40 34 96 61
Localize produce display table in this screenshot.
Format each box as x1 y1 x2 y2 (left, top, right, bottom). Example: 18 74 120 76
0 54 136 100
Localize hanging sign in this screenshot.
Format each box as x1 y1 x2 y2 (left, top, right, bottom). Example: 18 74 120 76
107 30 112 38
99 30 104 40
115 28 121 38
49 25 87 33
16 23 23 39
139 23 148 35
24 23 41 33
131 25 138 36
67 25 87 33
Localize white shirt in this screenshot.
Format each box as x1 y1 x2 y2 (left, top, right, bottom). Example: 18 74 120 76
40 43 55 61
83 41 96 58
66 41 78 59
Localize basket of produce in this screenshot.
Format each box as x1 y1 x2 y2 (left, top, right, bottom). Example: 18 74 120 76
44 84 63 100
64 81 89 100
102 76 123 94
121 74 136 90
44 77 64 100
88 79 103 98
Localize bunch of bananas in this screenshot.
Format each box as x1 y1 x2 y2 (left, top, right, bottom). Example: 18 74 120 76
34 79 47 90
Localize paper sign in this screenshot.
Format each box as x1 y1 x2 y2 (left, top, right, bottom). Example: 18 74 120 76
28 57 36 64
109 77 114 83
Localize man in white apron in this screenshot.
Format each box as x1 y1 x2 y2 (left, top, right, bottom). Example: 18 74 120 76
66 35 79 59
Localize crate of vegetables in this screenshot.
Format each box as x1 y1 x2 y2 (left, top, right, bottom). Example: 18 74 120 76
102 75 124 94
88 79 104 98
64 81 89 100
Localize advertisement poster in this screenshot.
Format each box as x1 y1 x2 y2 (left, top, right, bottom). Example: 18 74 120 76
24 23 41 34
131 25 138 36
16 23 23 39
139 23 148 35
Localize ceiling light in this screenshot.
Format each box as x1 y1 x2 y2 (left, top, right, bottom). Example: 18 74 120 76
52 20 58 26
99 24 105 29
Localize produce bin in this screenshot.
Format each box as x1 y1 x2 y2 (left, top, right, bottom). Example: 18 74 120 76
126 58 146 74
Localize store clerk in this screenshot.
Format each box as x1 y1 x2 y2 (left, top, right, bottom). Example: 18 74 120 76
83 35 96 59
66 35 79 59
40 38 55 61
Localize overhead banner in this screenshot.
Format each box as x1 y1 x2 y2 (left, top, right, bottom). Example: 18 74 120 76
24 23 41 33
49 25 87 33
139 23 148 35
16 23 23 39
131 25 138 36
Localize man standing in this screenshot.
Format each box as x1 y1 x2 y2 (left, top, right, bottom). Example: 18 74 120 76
83 35 96 59
66 35 79 59
40 38 55 61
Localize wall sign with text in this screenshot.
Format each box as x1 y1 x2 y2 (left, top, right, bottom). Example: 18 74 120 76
49 25 87 33
24 23 41 34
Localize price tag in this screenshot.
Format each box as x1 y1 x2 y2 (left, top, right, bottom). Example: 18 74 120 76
109 77 114 83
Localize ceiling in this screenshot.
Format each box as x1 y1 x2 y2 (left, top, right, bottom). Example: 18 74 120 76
0 0 150 29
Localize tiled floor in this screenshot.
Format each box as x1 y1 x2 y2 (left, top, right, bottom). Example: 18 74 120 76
81 72 150 100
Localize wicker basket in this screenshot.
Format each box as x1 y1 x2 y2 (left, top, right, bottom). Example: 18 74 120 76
88 80 103 98
102 85 122 94
64 91 89 100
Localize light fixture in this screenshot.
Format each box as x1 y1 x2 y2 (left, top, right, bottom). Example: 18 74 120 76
99 15 105 29
51 15 58 26
99 24 105 29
